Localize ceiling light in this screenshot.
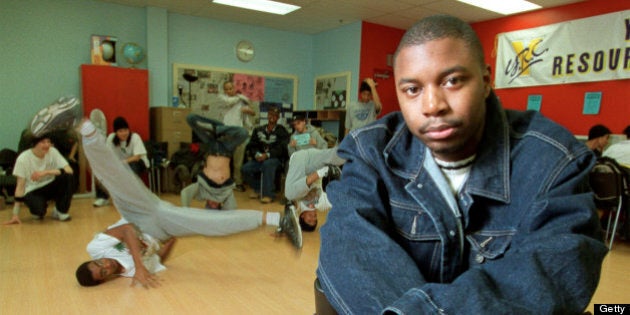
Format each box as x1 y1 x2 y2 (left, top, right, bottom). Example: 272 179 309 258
212 0 300 15
456 0 541 15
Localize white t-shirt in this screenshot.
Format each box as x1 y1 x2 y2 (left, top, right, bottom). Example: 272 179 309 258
221 94 252 128
13 147 68 194
86 218 165 278
603 140 630 166
345 100 378 131
106 133 150 168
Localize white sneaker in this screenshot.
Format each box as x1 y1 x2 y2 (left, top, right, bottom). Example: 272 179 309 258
52 208 71 221
93 198 109 207
30 96 82 137
89 109 107 137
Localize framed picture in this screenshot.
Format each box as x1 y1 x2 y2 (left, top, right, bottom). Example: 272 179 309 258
314 71 351 110
90 35 117 66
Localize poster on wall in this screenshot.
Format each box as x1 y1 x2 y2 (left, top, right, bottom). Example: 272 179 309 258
173 63 297 127
314 72 351 110
90 35 117 66
495 10 630 89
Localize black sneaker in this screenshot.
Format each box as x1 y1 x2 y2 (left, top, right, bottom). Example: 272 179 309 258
278 203 302 250
322 165 342 192
30 96 82 137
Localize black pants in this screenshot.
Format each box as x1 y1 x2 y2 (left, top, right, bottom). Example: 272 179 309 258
96 161 146 199
24 173 73 216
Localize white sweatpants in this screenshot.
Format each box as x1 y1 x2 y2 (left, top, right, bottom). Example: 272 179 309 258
80 121 263 241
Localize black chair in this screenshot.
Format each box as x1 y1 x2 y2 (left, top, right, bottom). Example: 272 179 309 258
590 157 628 249
314 278 337 315
144 141 168 194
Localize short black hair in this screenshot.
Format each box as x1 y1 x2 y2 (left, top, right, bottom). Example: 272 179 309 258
588 124 611 140
623 125 630 138
75 261 102 287
359 81 371 93
29 133 51 148
394 15 485 70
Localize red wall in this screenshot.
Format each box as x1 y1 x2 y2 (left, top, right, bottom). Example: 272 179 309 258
359 22 405 117
359 0 630 135
471 0 630 135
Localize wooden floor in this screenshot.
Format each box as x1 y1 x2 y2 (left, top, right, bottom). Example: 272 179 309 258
1 190 628 314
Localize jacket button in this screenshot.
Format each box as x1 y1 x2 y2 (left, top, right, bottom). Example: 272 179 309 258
417 183 423 189
449 230 456 237
475 254 485 264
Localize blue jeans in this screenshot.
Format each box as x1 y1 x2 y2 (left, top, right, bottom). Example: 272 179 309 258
186 114 248 156
241 158 281 198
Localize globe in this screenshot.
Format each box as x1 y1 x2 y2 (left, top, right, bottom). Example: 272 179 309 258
121 42 145 67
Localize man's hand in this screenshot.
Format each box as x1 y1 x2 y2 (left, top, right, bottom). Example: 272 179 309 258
131 265 160 289
255 153 268 162
3 214 22 225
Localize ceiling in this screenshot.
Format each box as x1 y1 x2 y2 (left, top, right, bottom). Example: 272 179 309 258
96 0 584 34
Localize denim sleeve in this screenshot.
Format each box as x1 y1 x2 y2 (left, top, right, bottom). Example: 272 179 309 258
318 139 607 314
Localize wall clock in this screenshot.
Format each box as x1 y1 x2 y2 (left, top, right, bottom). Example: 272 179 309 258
235 40 255 62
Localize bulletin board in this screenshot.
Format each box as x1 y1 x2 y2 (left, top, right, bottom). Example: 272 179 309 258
172 63 297 125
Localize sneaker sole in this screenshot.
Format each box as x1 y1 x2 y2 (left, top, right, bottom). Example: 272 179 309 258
30 96 81 137
89 109 107 136
287 206 303 249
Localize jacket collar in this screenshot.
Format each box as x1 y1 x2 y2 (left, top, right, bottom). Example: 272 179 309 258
384 92 510 203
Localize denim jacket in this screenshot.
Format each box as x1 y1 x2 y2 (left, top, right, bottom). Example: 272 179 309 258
317 93 607 314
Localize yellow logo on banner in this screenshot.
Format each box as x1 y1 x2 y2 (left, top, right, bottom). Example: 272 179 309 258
509 38 546 76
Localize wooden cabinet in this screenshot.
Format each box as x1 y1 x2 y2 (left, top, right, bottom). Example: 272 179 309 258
150 107 192 159
294 110 346 143
150 107 193 192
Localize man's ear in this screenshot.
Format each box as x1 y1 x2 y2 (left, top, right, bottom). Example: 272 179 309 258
483 64 492 97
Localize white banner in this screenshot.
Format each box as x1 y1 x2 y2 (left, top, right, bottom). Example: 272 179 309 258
495 10 630 89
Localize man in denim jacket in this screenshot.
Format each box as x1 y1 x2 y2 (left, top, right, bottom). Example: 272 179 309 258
317 15 607 314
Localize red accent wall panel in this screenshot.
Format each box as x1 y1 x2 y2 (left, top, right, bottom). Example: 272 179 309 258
80 64 149 139
360 22 405 117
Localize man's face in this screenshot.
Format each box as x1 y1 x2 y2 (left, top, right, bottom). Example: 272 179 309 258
88 258 120 282
293 119 306 133
268 112 279 126
115 128 130 142
359 90 372 103
300 211 317 226
223 82 237 96
394 37 491 162
598 134 610 150
34 138 52 153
